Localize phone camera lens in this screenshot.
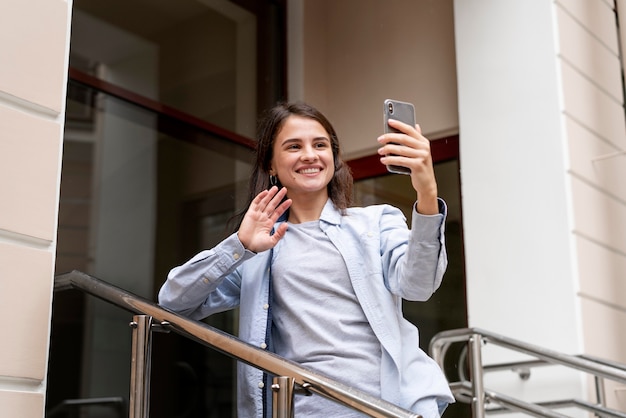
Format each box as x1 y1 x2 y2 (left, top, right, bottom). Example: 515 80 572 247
388 102 394 114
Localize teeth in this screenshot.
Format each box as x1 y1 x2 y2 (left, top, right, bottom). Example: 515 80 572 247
299 168 320 174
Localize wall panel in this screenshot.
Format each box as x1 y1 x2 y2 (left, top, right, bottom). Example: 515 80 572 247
0 0 69 113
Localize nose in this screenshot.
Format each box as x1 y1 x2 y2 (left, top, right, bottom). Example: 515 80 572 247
301 144 318 161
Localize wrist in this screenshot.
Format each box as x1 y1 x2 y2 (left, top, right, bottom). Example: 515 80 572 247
237 231 250 250
416 195 439 215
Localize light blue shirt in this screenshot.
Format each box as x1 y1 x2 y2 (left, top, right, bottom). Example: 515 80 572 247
272 219 382 417
158 198 455 418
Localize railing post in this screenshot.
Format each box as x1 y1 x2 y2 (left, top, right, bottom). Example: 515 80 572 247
129 315 153 418
272 376 295 418
468 333 485 418
594 375 606 411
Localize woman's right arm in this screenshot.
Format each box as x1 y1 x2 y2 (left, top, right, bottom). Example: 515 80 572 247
159 186 291 319
158 232 255 320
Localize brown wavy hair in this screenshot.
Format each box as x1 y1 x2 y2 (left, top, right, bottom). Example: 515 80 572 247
231 101 353 231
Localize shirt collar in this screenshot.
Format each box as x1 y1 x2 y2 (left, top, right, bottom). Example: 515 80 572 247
319 198 341 226
275 198 342 225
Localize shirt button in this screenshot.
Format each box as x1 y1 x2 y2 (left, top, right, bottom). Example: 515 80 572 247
258 382 264 389
260 343 267 349
233 253 240 260
263 304 269 310
202 278 209 284
367 232 373 237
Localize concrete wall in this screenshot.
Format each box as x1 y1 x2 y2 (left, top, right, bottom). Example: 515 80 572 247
455 0 626 412
0 0 72 416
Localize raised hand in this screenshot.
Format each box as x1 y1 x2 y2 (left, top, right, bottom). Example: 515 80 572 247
237 186 292 253
377 119 439 215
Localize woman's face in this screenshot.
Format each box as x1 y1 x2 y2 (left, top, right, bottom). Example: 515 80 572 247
270 115 335 201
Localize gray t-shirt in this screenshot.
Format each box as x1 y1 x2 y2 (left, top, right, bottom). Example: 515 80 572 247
271 220 382 417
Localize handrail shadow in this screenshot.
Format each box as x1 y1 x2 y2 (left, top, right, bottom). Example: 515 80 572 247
47 397 126 418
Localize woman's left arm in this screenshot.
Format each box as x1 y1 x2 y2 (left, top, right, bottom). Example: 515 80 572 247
381 200 448 301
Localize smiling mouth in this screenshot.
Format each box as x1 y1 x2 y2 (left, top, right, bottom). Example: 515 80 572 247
298 167 321 174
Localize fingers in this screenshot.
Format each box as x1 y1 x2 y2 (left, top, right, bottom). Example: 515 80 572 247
378 120 429 157
250 187 292 230
239 187 291 253
266 187 290 220
275 197 293 216
377 138 431 162
385 118 422 135
377 120 435 179
253 186 289 217
271 222 289 242
379 120 423 144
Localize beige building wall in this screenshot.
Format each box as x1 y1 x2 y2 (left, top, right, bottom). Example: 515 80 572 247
562 0 626 408
455 0 626 412
0 0 72 416
288 0 459 159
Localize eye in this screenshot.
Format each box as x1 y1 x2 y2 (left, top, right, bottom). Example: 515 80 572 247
314 141 330 149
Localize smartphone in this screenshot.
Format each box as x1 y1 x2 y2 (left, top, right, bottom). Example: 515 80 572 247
383 99 415 175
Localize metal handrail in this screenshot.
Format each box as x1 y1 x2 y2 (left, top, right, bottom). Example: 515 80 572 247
54 270 420 418
429 327 626 418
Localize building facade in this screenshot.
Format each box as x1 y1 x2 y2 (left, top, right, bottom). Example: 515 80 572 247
0 0 624 416
0 0 71 415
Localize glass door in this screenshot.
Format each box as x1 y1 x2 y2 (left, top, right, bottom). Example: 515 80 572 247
49 1 285 416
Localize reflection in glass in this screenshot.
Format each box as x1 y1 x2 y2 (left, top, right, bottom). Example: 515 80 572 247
51 81 253 417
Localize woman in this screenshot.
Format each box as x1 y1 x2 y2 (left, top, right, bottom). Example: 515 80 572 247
158 102 454 417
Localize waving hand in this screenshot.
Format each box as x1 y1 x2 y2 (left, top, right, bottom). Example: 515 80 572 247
237 186 292 253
